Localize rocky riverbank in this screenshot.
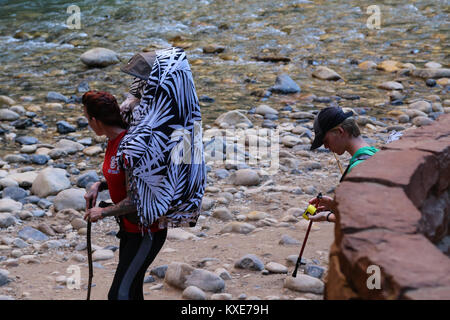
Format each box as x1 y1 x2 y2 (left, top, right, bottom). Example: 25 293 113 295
0 52 449 299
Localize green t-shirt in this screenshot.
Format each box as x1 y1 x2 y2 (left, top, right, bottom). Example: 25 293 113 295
347 146 379 174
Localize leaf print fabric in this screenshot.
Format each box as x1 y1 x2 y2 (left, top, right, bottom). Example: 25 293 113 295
117 47 206 229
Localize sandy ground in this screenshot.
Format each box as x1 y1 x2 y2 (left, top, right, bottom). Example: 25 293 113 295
0 151 341 300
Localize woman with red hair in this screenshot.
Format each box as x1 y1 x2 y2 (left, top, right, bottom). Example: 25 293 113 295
82 90 167 300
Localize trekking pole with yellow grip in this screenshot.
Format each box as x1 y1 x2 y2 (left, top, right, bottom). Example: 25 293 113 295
292 192 322 277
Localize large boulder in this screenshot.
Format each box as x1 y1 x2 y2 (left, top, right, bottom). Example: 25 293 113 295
31 168 71 197
53 188 86 211
164 262 225 293
54 139 84 154
230 169 260 186
80 48 120 68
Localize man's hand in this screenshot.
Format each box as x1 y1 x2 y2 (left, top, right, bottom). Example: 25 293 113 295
309 211 335 222
308 195 336 213
84 207 104 223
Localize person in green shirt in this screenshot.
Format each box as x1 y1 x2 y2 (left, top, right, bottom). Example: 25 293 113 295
307 107 379 222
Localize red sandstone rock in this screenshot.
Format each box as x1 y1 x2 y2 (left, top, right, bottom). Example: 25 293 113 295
327 114 450 300
334 182 421 246
339 231 450 299
344 149 439 209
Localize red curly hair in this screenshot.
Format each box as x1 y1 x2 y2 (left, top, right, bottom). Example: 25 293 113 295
82 90 127 129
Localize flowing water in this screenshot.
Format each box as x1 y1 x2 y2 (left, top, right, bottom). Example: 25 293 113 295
0 0 448 126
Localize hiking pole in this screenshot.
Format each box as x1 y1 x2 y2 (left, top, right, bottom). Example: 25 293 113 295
86 199 93 300
292 193 322 277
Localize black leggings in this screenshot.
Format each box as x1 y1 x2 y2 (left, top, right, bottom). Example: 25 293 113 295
108 228 167 300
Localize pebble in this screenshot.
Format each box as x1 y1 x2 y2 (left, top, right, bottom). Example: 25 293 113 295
312 66 342 81
230 169 260 186
150 265 168 279
412 116 433 127
234 254 264 271
377 60 401 72
0 213 16 228
80 47 120 68
54 139 84 154
2 186 28 201
265 262 288 274
20 145 37 155
0 96 15 106
18 226 49 242
305 264 326 279
15 136 39 145
31 154 49 165
92 249 114 262
284 274 324 294
47 92 69 103
0 109 20 121
0 198 23 212
71 218 87 230
377 81 404 90
409 100 432 113
255 105 278 116
167 228 199 241
0 270 11 287
426 79 436 87
358 61 377 70
279 234 301 245
210 293 232 300
220 222 255 234
215 267 232 280
245 211 268 221
182 286 207 300
44 240 63 249
270 74 301 94
281 135 302 148
212 207 234 221
83 146 103 156
76 171 99 188
201 197 215 211
203 45 225 54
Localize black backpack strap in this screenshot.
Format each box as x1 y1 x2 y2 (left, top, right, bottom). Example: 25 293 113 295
339 154 373 182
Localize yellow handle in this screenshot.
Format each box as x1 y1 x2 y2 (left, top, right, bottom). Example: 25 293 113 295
302 204 317 220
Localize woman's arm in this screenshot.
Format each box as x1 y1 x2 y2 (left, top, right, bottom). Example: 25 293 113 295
84 172 137 222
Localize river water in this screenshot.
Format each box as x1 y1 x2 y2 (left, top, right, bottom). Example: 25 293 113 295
0 0 448 126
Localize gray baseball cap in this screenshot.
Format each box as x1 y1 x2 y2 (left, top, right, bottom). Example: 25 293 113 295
120 52 156 80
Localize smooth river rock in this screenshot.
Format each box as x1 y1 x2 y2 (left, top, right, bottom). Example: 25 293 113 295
31 168 71 197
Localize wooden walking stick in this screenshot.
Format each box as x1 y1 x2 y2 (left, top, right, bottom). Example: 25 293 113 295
86 200 93 300
292 193 322 277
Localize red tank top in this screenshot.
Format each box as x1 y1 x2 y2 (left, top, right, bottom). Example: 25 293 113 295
103 130 160 233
